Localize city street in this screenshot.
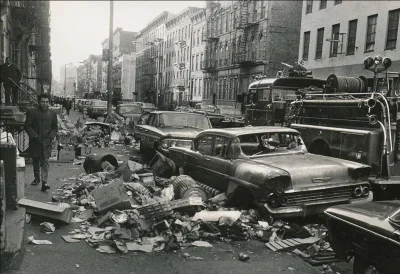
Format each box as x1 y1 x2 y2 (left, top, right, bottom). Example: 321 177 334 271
4 110 351 274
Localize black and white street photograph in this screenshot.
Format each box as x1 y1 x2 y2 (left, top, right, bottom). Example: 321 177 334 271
1 1 399 273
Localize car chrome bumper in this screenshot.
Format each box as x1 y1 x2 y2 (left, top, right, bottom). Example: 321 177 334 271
264 192 373 218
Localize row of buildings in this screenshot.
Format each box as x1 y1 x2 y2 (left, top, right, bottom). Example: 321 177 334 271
1 0 52 101
64 0 400 109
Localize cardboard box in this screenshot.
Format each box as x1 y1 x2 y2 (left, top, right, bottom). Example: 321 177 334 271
49 150 58 161
76 146 93 157
58 148 75 162
18 198 73 224
92 180 130 213
58 135 71 145
52 140 59 151
61 145 75 152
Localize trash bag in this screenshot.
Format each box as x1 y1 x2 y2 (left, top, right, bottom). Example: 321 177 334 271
151 151 176 178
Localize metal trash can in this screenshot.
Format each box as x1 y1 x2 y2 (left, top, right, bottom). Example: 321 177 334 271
83 154 118 174
171 175 208 201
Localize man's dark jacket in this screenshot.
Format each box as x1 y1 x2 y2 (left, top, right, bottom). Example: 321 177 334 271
0 63 22 86
24 106 58 158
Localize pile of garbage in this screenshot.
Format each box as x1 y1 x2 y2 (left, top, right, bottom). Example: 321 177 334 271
23 152 337 267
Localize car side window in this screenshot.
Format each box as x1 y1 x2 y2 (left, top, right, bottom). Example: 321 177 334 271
213 136 230 158
196 136 213 156
147 114 156 126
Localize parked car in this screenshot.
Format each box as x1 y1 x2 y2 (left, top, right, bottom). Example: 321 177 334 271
116 104 157 132
134 111 212 155
169 126 373 217
87 100 109 119
77 99 90 112
214 108 245 128
325 201 400 274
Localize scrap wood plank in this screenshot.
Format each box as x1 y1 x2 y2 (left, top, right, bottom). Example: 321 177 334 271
18 198 72 224
266 237 320 252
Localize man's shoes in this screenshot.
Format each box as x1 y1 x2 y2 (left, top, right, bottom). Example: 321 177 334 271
31 178 40 185
41 182 50 192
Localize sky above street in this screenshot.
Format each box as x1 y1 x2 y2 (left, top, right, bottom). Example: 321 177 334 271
50 1 205 81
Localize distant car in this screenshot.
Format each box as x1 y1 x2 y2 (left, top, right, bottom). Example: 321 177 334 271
116 104 157 132
213 108 245 128
325 201 400 274
169 126 373 217
134 111 212 155
87 100 115 119
77 99 89 112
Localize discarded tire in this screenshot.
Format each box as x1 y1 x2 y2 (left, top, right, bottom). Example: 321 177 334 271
172 175 208 201
83 154 118 174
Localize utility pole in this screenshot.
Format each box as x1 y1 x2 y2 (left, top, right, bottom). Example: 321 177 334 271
105 0 114 122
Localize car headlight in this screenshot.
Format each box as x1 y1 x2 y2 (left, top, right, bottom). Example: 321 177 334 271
161 139 191 149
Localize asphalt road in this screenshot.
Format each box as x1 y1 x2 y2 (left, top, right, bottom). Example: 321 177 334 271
4 110 351 274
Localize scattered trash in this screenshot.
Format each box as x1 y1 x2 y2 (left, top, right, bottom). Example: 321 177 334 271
191 241 212 248
62 235 80 243
27 236 52 245
40 222 56 234
192 211 242 222
238 252 250 262
18 198 73 224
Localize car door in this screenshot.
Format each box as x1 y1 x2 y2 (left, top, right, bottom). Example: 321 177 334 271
185 135 214 183
135 113 155 148
202 136 231 191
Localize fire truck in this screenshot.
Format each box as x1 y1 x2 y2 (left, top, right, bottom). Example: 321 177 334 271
285 56 400 200
245 62 326 126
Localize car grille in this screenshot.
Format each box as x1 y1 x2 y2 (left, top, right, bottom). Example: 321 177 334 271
285 186 353 207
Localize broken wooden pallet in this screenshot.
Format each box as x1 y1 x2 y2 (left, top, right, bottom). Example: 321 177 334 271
266 237 320 252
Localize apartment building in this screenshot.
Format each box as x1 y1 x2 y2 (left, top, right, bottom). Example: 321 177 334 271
165 7 202 107
101 38 109 94
135 11 173 105
299 0 400 82
190 9 207 104
101 28 138 97
60 65 77 97
0 1 51 97
202 0 302 107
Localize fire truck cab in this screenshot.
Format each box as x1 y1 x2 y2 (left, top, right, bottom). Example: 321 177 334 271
286 56 400 200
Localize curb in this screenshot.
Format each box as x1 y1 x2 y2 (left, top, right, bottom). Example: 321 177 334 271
0 207 26 271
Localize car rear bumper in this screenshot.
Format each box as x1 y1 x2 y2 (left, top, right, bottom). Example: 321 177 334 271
264 192 373 218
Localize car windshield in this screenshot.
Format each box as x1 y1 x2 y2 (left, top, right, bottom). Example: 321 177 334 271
119 105 142 114
216 109 242 115
159 113 210 129
227 132 307 158
389 210 400 226
92 101 107 106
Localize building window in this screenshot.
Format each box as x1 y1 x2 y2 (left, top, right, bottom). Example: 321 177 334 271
334 0 342 5
196 55 198 71
320 0 327 9
226 13 229 32
346 19 358 55
386 9 400 50
261 5 266 19
197 30 200 45
365 14 377 51
315 28 324 59
302 31 310 61
306 0 313 14
330 24 340 57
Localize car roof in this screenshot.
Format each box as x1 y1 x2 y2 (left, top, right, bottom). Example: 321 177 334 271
199 126 299 138
151 111 206 116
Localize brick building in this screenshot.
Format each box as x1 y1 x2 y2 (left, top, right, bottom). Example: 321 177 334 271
202 0 302 107
135 11 173 105
189 8 207 104
299 0 400 86
165 7 202 107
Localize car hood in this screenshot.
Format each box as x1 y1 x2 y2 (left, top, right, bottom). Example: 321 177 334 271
154 127 204 139
250 153 367 190
120 113 141 119
325 201 400 240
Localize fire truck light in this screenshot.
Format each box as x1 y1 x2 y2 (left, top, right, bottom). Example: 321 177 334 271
364 56 374 69
383 57 392 69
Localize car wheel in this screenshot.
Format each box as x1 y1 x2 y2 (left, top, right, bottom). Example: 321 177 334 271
353 256 380 274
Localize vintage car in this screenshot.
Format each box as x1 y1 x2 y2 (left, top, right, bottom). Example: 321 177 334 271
169 126 373 217
87 100 115 119
325 201 400 274
215 108 245 128
134 111 212 155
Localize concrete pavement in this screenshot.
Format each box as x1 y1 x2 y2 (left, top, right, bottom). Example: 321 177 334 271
4 110 351 274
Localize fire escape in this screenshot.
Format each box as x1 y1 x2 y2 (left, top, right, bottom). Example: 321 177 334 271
234 0 259 66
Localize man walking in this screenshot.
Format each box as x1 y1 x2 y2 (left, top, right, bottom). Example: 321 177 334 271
0 57 22 106
24 93 58 191
65 98 72 116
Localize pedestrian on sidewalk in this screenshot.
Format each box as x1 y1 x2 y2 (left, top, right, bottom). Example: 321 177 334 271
65 98 72 116
0 57 22 106
24 93 58 192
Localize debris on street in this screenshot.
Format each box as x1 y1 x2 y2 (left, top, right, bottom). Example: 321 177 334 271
27 236 52 245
